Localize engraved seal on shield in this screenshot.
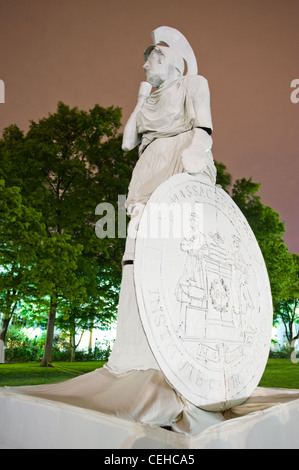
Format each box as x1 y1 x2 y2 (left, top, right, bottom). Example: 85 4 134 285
134 173 273 411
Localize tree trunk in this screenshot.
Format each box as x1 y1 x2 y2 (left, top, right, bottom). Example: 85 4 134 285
0 317 11 364
40 294 57 367
70 331 76 362
70 330 84 362
88 327 93 353
71 345 76 362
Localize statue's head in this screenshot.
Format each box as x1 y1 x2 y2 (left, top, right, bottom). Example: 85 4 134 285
142 27 198 88
143 45 184 88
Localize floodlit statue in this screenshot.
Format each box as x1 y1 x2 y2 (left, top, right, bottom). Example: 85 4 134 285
122 26 216 262
108 26 217 370
108 27 272 412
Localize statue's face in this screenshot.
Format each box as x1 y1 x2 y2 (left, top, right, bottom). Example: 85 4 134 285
143 47 169 88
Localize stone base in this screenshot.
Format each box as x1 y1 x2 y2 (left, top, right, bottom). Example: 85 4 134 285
0 389 299 449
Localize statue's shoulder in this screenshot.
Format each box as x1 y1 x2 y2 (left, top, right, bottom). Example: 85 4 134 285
185 75 210 99
185 74 209 92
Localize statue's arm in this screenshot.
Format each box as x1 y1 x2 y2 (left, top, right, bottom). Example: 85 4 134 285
189 75 213 133
122 82 152 151
181 75 216 182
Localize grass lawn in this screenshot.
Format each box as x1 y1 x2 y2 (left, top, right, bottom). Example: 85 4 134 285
0 361 106 387
258 359 299 389
0 358 298 389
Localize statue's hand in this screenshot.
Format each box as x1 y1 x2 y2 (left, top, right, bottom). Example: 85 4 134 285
122 82 152 152
181 147 206 174
181 128 213 173
137 81 152 103
181 129 216 183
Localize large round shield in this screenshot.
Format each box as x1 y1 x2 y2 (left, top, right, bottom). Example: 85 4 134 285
134 173 273 411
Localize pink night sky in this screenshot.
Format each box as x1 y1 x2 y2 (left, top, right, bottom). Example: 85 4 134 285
0 0 298 252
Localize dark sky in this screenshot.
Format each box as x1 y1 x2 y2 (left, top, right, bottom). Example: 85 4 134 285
0 0 298 252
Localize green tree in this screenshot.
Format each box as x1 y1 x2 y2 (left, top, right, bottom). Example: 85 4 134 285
25 102 125 365
36 234 84 366
55 262 120 361
0 180 44 362
231 177 295 303
0 102 133 366
274 254 299 347
215 160 232 192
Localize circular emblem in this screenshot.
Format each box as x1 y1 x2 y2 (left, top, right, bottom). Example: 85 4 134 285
210 278 230 313
134 173 273 410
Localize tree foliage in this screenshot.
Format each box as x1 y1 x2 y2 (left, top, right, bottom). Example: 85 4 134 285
274 254 299 346
0 102 133 364
231 177 296 303
0 179 46 361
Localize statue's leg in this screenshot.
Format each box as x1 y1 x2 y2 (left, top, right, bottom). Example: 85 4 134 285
122 203 145 263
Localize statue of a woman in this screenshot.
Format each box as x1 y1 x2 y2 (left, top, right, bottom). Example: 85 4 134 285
107 27 216 372
121 28 216 262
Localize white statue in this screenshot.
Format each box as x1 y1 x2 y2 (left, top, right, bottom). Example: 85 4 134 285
122 26 216 261
108 28 272 410
107 26 216 372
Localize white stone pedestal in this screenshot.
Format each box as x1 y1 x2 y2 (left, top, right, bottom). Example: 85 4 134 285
1 389 299 449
